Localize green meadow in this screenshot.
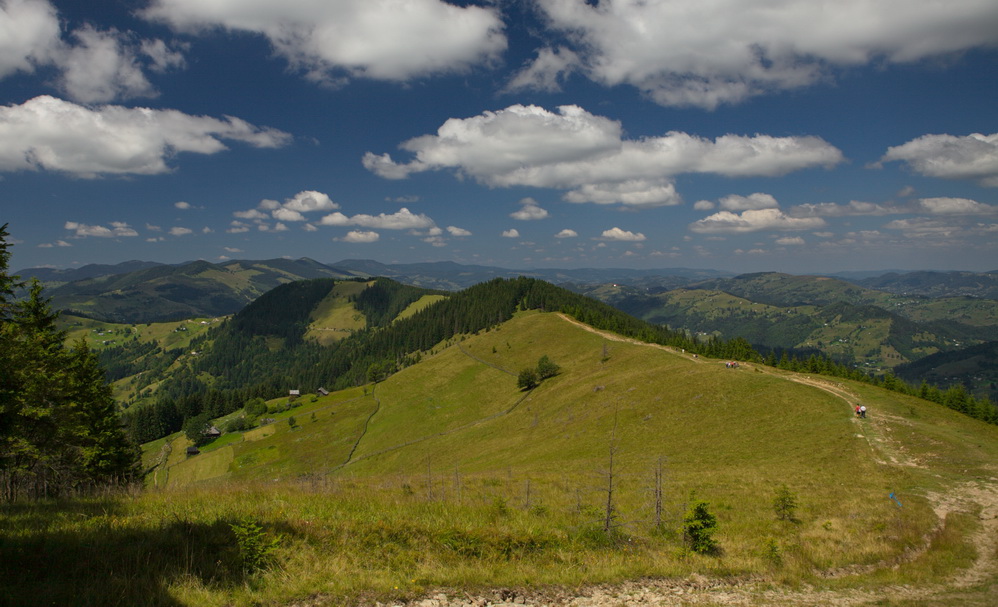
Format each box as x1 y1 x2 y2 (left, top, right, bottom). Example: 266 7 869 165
4 311 997 606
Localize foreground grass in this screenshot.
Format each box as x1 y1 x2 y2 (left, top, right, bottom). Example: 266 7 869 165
10 311 994 606
0 473 956 607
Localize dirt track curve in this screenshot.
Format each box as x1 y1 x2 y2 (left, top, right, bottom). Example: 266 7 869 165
330 315 998 607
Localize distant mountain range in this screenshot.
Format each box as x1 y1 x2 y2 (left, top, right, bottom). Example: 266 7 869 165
16 258 998 399
17 257 733 322
24 258 360 323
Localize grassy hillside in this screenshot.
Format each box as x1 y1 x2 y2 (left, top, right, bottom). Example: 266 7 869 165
590 272 998 375
64 310 992 606
46 257 357 323
57 313 223 404
303 280 371 345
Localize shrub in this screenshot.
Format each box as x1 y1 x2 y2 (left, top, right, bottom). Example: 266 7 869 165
244 397 267 418
683 500 718 555
229 518 280 574
537 355 560 379
224 416 248 433
517 368 539 390
773 484 799 522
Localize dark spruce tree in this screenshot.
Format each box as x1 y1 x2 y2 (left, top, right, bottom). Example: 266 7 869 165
0 224 140 500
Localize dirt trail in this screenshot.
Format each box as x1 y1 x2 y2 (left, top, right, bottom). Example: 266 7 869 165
366 314 996 607
307 316 997 606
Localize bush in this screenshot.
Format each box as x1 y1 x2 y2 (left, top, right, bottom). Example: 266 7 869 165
773 484 799 522
229 518 280 574
537 355 560 379
517 368 539 390
683 500 718 555
183 412 212 446
224 416 248 433
244 397 267 418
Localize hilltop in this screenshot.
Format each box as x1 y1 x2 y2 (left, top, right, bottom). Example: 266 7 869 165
23 257 998 396
129 310 998 606
4 272 998 606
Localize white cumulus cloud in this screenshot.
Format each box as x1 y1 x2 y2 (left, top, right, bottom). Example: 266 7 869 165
0 0 61 78
446 226 471 237
913 197 997 215
0 96 291 177
65 220 138 238
533 0 998 109
169 226 193 236
338 230 379 243
718 193 779 212
554 229 578 238
689 208 827 233
790 200 898 217
881 133 998 186
1 0 186 102
600 227 646 241
319 207 434 230
884 217 962 238
283 190 337 213
142 0 505 84
365 104 841 207
511 198 550 220
504 46 580 93
272 208 306 222
501 229 520 238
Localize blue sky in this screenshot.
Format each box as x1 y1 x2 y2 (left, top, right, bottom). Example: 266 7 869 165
2 0 997 274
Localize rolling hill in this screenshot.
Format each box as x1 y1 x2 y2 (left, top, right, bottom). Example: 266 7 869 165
585 273 998 377
30 257 998 390
133 309 998 606
855 269 998 299
39 257 361 323
21 257 730 323
8 274 998 606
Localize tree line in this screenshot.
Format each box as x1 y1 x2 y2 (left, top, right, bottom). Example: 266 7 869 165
0 225 140 501
123 274 998 445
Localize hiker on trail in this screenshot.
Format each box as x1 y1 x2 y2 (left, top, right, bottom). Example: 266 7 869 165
855 404 861 417
860 405 866 418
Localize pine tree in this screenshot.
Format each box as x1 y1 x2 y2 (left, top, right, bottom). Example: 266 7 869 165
0 225 139 500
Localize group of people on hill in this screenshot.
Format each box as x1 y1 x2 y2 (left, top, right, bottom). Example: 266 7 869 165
725 361 740 368
855 404 867 418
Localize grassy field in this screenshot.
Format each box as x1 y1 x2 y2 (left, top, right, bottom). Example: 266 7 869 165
4 311 998 606
60 314 222 350
304 281 370 345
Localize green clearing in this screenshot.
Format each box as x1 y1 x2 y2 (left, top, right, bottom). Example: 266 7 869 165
395 294 447 321
4 311 998 606
304 280 371 345
60 314 222 350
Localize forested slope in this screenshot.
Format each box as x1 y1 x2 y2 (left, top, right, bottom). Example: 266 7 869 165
124 276 758 444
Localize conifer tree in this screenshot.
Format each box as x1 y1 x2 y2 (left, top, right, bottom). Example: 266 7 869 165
0 224 139 500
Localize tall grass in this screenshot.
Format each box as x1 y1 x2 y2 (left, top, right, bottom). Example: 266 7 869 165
1 464 948 607
6 311 993 605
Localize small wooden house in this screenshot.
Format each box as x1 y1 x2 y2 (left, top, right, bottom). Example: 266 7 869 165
317 387 329 396
186 446 200 456
204 426 221 438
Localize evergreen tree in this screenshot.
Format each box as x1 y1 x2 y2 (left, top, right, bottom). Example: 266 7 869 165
683 500 719 555
0 225 139 500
